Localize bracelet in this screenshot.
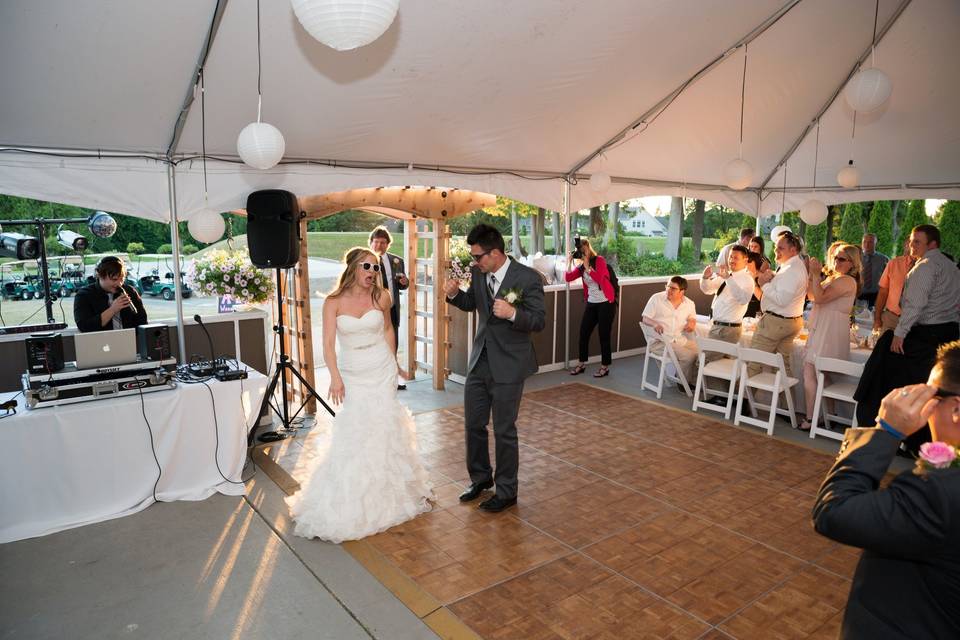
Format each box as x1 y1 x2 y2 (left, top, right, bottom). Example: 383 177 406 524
877 418 906 440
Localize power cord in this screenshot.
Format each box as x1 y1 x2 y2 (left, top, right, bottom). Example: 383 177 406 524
200 379 255 485
132 376 163 503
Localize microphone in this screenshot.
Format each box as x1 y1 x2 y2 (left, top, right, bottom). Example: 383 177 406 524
193 314 220 373
119 284 138 315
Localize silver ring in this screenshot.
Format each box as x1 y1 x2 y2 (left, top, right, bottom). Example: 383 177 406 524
900 390 910 397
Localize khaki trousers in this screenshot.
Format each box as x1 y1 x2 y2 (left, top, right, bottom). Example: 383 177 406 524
748 314 803 376
880 309 900 334
651 339 698 386
705 324 742 364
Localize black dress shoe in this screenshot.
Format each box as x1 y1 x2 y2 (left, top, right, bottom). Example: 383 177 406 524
458 481 494 502
478 495 517 512
397 384 407 390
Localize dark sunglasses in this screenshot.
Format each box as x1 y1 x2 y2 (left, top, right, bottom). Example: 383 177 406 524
360 262 381 272
935 388 960 399
834 256 850 263
470 249 492 262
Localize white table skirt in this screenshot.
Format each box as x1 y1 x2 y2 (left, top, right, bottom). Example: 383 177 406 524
0 368 267 543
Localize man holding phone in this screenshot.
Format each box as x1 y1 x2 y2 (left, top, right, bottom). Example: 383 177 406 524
73 255 148 332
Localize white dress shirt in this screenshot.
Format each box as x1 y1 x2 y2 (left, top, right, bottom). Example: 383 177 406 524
760 254 808 318
379 252 394 283
488 259 516 322
642 291 696 343
700 267 754 323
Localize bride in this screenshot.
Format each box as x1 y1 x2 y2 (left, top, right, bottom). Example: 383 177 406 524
286 247 433 542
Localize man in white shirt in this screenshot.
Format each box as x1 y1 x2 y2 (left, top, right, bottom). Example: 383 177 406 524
715 227 756 268
749 230 808 374
642 276 698 384
700 244 755 353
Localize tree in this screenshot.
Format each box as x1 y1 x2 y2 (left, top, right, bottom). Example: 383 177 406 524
839 202 865 244
805 222 827 261
588 205 605 237
690 200 705 260
896 200 930 254
664 197 684 260
867 200 894 255
936 201 960 259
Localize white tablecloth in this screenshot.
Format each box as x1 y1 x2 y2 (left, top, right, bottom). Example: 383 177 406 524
0 368 267 543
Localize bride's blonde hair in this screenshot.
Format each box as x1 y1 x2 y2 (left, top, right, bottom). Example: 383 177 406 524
327 247 386 308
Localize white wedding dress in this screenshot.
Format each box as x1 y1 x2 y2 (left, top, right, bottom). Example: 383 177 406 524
286 309 433 542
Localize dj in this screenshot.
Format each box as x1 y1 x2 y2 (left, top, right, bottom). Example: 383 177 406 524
73 256 148 332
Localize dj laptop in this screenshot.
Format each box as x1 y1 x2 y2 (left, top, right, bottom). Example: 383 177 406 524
74 328 139 369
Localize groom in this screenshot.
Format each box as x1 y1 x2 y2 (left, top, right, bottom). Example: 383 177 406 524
444 224 545 512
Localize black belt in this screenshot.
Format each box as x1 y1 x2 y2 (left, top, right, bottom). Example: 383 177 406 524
764 311 801 320
712 320 742 327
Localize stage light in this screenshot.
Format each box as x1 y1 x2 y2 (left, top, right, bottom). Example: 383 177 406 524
88 211 117 238
0 232 40 260
57 228 89 252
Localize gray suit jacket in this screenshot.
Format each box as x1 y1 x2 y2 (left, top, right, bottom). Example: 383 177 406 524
812 428 960 639
447 258 545 384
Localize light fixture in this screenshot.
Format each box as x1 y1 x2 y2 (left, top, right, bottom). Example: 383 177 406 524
723 158 753 191
88 211 117 238
837 161 861 189
0 232 39 260
800 119 827 225
589 154 611 192
187 211 226 244
291 0 400 51
844 2 892 113
238 0 286 170
57 226 89 252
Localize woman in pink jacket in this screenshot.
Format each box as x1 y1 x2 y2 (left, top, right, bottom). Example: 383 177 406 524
565 238 617 377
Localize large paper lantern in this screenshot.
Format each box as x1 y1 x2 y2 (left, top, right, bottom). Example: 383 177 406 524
837 163 861 189
723 158 753 190
589 171 611 192
770 225 792 243
291 0 400 51
799 199 828 225
844 68 892 113
187 211 226 244
237 122 286 170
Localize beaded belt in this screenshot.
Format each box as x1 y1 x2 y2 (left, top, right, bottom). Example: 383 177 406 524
353 342 379 350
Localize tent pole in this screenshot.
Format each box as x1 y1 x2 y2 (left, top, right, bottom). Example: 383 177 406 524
165 163 187 364
563 180 571 369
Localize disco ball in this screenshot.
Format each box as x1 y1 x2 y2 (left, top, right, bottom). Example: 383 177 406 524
88 211 117 238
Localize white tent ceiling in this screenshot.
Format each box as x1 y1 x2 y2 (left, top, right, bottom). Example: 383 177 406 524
1 0 958 222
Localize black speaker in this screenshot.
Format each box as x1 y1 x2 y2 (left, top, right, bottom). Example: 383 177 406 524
26 332 64 374
246 189 301 268
137 323 171 361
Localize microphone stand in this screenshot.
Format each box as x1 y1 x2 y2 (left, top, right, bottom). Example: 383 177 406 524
252 267 333 445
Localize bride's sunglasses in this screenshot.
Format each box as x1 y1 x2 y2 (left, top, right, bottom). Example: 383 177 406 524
360 262 381 272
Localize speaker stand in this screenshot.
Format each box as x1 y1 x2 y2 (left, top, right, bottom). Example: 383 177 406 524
251 268 334 445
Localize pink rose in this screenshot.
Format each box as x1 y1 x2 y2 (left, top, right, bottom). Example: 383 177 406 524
919 442 957 469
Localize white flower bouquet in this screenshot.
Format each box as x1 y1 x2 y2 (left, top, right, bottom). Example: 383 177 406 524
186 249 275 305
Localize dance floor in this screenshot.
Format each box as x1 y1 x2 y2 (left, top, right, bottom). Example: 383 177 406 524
257 383 861 639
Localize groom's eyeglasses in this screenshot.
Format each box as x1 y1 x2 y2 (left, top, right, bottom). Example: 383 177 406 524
935 388 960 399
360 262 381 272
470 249 492 262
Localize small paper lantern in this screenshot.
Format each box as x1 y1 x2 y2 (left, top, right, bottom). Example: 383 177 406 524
589 171 611 192
770 224 792 243
799 199 828 225
837 163 861 189
237 122 286 170
723 158 753 190
844 68 892 113
187 210 226 244
291 0 400 51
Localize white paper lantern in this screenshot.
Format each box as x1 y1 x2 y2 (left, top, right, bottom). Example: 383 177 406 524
770 224 792 243
237 122 286 170
188 210 226 244
837 164 861 189
799 199 828 225
589 171 611 192
844 68 892 113
723 158 753 190
291 0 400 51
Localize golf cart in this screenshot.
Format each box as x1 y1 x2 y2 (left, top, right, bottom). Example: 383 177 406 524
51 256 87 297
137 257 192 300
0 261 31 301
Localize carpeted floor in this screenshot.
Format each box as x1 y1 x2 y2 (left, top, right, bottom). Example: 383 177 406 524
258 383 860 639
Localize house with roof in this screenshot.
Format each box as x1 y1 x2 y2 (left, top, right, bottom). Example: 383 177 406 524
620 206 667 236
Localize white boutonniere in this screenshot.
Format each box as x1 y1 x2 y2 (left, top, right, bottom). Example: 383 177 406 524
501 287 523 305
392 257 400 266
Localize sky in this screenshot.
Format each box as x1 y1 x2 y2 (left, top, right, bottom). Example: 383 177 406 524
632 197 946 218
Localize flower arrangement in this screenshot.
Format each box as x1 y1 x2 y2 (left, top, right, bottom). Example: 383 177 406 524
913 441 960 475
186 249 275 305
449 237 473 288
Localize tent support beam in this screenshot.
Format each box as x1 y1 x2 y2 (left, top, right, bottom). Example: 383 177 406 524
165 164 188 364
756 0 914 194
563 180 571 368
566 0 803 178
166 0 230 156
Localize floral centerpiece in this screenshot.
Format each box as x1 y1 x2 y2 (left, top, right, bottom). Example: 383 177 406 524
449 237 473 290
186 249 275 305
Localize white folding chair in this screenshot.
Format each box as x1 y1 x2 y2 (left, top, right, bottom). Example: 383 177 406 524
809 356 863 441
640 324 693 399
692 336 740 420
734 348 799 435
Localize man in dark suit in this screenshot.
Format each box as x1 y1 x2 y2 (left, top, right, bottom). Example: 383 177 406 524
813 340 960 639
444 224 545 512
369 226 409 388
73 255 148 332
